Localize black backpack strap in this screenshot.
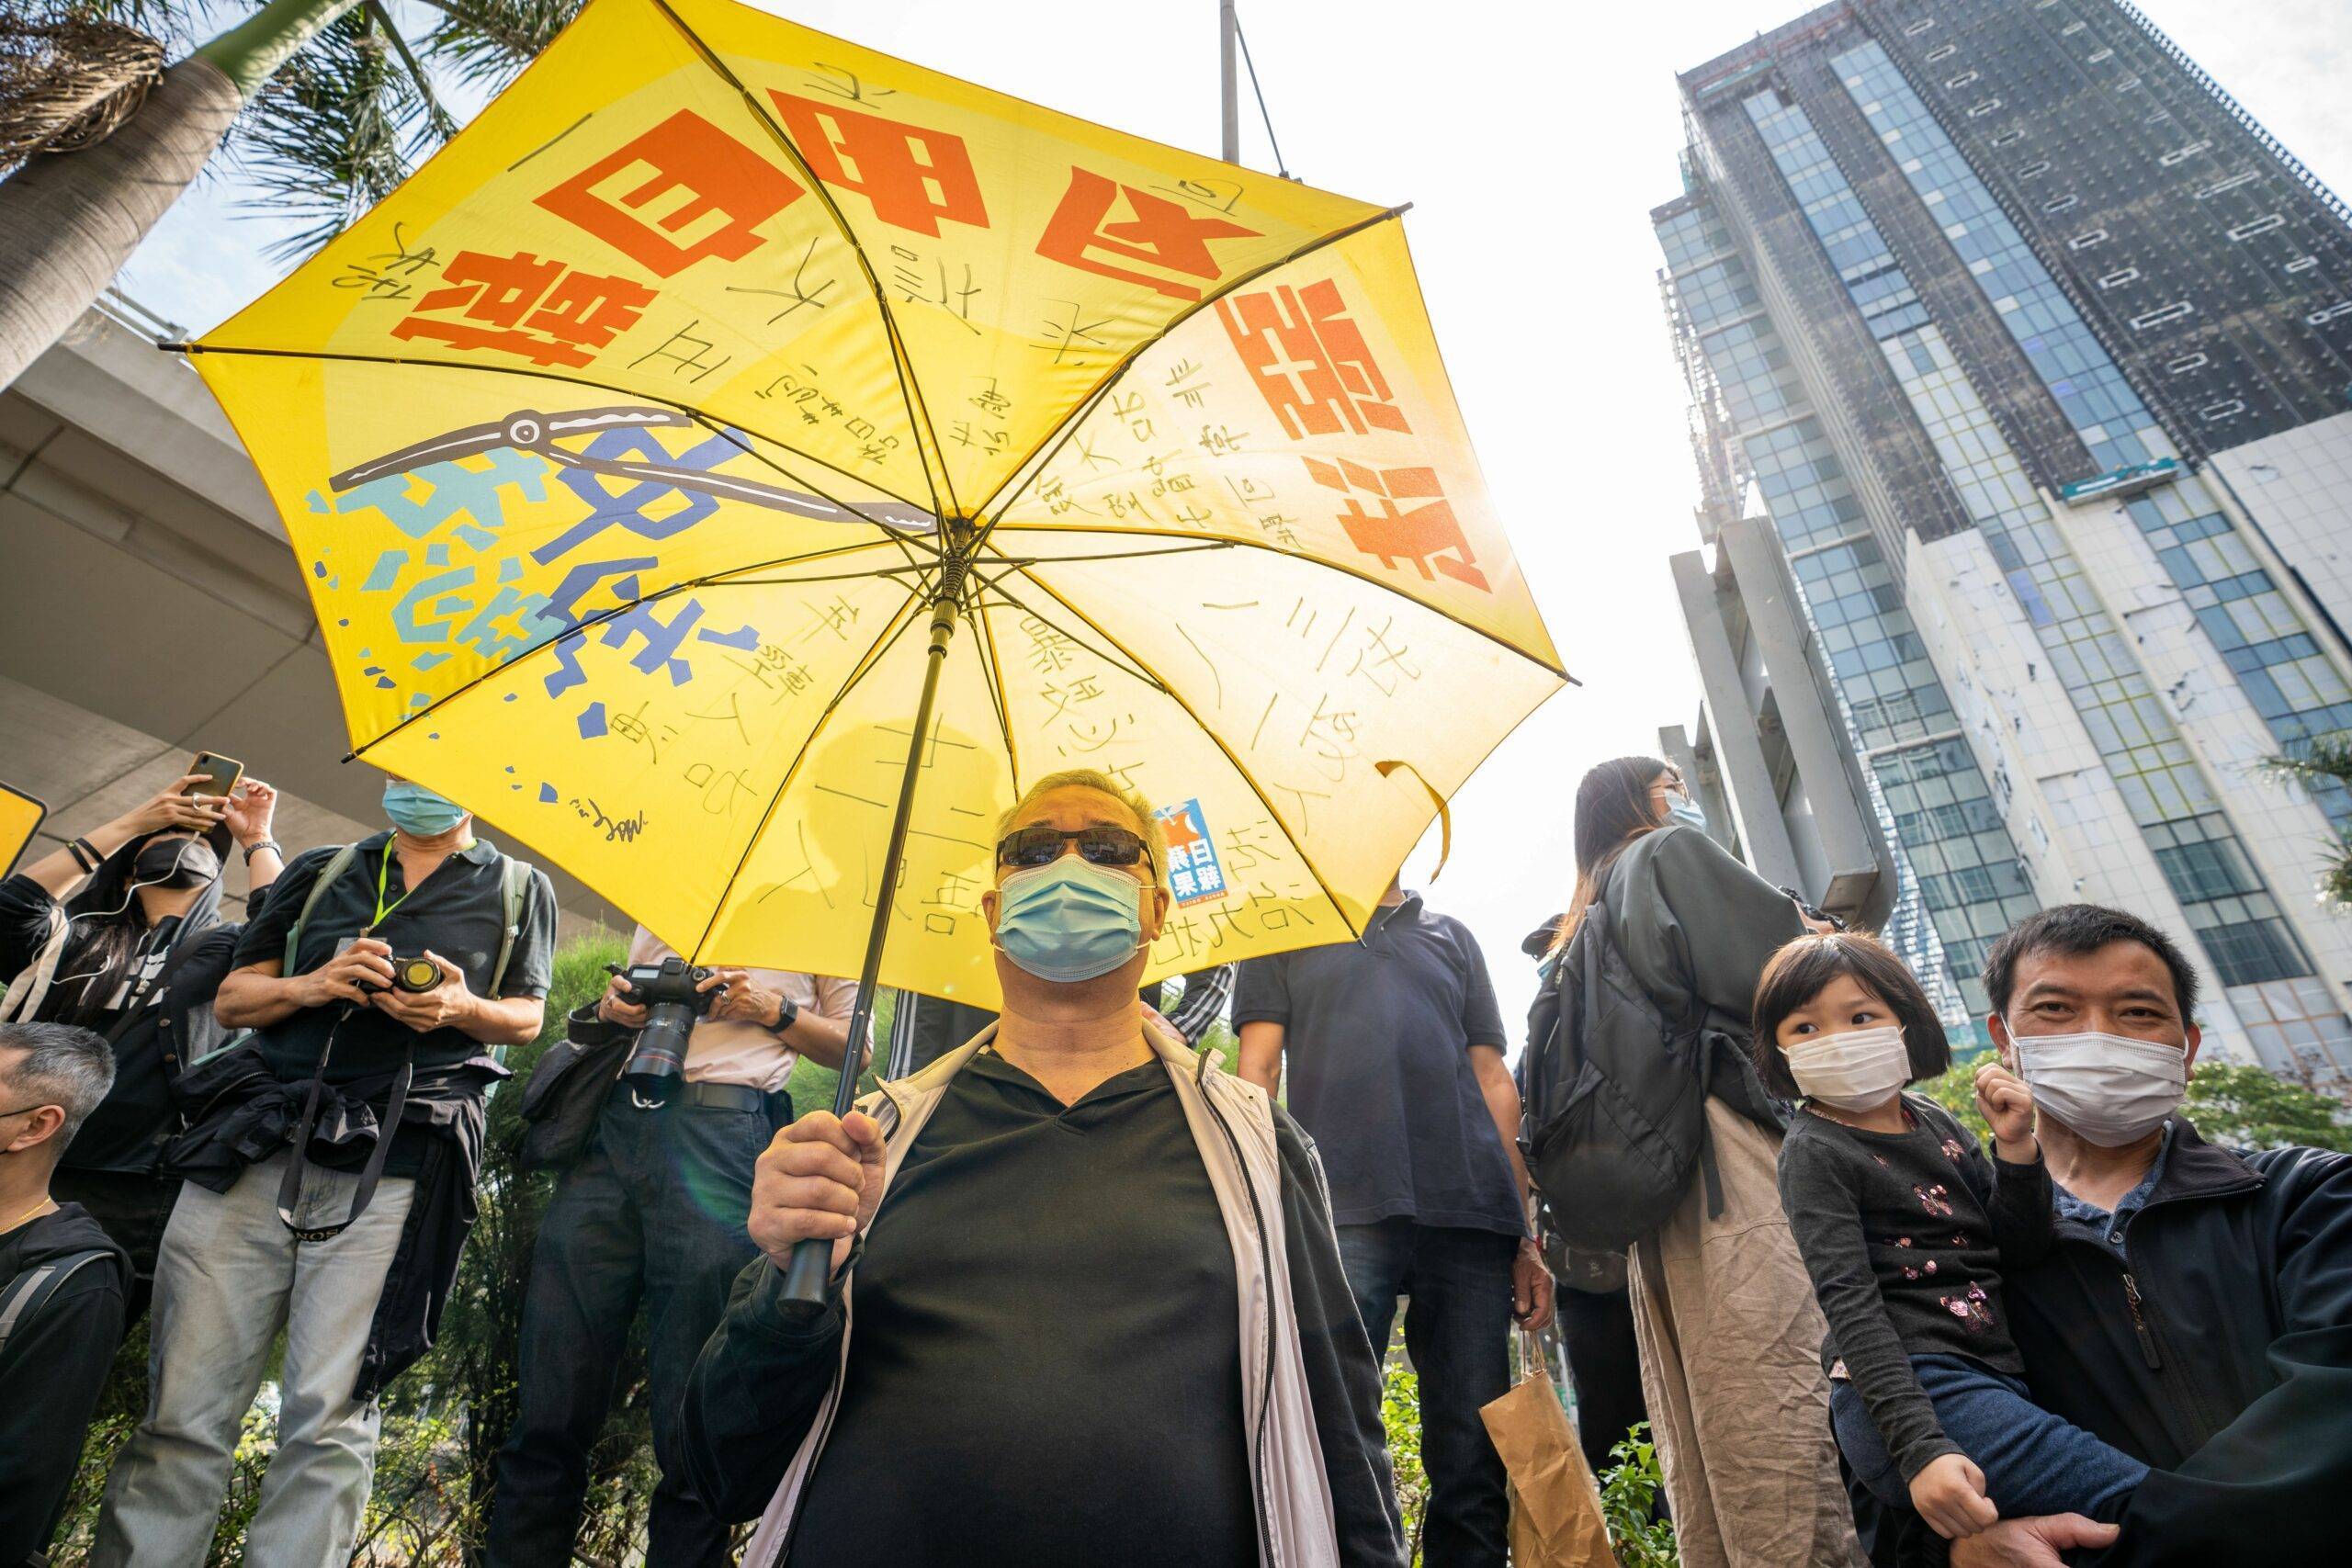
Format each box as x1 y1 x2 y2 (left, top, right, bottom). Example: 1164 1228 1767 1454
0 1248 114 1355
1662 905 1729 1223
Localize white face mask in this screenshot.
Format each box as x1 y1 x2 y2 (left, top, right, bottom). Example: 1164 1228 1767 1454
1785 1024 1911 1112
2009 1029 2188 1147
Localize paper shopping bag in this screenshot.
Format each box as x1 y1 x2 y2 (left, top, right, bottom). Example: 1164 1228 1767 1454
1479 1358 1615 1567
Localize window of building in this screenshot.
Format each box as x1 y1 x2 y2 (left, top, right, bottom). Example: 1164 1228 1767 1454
2042 193 2080 212
2066 228 2108 250
2159 141 2215 167
1946 71 1979 88
2098 267 2142 288
1904 17 1937 37
2227 214 2286 241
1926 43 1958 62
2195 170 2259 198
1967 98 2004 118
2285 256 2319 274
2165 352 2211 373
2131 301 2197 329
1990 128 2026 147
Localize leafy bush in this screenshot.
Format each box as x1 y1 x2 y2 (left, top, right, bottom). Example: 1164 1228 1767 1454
1379 1361 1431 1564
1599 1423 1679 1567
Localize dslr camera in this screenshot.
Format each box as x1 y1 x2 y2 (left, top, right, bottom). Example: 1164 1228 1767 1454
608 955 719 1106
350 947 445 997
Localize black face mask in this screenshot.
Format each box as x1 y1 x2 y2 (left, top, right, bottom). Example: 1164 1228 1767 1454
133 837 218 890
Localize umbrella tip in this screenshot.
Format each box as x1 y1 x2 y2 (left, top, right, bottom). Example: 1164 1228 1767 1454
157 341 195 355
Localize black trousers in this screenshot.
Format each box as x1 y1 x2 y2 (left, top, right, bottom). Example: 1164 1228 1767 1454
1556 1285 1649 1483
1337 1220 1516 1568
485 1087 781 1568
51 1167 181 1325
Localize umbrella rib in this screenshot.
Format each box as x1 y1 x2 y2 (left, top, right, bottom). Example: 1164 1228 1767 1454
965 588 1023 801
996 568 1364 942
167 341 940 534
983 540 1239 570
343 539 924 761
970 203 1410 537
990 524 1571 681
642 0 961 525
683 580 934 964
967 556 1167 694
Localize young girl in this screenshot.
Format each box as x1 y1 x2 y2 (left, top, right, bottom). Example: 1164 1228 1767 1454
1755 932 2148 1541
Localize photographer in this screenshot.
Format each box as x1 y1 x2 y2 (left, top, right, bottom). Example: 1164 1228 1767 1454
0 772 284 1316
486 925 853 1568
93 776 554 1568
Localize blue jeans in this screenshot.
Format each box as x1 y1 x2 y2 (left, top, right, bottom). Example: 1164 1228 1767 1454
1337 1220 1516 1568
486 1086 779 1568
1831 1354 2147 1522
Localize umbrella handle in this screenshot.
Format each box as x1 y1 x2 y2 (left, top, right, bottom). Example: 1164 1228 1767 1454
776 1236 837 1316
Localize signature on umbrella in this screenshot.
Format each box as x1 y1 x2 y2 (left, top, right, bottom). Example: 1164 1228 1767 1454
326 406 938 534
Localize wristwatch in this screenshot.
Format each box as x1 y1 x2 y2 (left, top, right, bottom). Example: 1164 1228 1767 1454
769 992 800 1032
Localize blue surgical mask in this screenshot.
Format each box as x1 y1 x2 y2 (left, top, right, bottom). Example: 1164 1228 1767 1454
993 857 1148 983
1667 793 1709 834
383 781 467 838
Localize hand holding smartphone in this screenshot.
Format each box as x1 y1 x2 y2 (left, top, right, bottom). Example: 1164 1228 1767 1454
185 751 245 800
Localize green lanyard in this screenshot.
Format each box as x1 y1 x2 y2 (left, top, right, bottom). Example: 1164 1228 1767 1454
369 844 418 933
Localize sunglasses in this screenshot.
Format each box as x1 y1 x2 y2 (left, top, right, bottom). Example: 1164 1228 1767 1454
995 824 1156 874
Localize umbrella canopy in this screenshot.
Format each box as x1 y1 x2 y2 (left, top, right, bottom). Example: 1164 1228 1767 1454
187 0 1566 1010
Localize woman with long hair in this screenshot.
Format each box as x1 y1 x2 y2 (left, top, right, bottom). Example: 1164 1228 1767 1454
1551 755 1865 1568
0 772 282 1314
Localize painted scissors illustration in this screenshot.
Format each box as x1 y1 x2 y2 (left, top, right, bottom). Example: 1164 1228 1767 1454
326 406 938 534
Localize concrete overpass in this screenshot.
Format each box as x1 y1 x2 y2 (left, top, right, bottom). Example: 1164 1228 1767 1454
1 293 625 939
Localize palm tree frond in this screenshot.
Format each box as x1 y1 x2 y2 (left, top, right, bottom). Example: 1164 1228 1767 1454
2259 729 2352 790
0 6 164 170
415 0 577 91
229 5 434 261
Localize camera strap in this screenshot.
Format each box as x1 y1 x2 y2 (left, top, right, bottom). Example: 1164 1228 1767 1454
277 1007 414 1243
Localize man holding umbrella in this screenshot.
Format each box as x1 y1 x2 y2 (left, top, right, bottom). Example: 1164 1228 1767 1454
681 767 1404 1567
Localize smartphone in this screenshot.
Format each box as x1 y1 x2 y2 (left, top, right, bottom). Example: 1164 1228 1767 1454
186 751 245 799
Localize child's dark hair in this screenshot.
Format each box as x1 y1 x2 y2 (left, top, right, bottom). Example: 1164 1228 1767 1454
1749 931 1951 1100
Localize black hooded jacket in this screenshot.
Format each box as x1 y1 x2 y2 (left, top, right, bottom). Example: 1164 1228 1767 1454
1871 1118 2352 1566
0 821 240 1175
0 1202 129 1563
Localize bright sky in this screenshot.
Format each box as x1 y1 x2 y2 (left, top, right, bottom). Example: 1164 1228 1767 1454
115 0 2352 1036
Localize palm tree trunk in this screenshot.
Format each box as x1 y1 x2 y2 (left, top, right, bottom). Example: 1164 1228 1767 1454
0 0 362 391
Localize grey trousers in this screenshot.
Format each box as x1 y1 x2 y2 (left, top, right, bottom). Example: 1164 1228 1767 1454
92 1153 415 1567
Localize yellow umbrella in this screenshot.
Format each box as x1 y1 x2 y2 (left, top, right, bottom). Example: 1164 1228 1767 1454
183 0 1566 1292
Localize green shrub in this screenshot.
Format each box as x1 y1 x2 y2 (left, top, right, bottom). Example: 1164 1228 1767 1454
1599 1422 1679 1567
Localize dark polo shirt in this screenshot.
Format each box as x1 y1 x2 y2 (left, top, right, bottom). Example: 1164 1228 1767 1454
786 1050 1255 1566
1234 894 1521 1236
231 831 556 1086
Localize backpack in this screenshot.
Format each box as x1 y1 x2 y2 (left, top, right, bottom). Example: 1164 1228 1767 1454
1519 893 1722 1254
0 1248 114 1356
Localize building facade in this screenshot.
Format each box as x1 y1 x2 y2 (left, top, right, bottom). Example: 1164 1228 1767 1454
1654 0 2352 1089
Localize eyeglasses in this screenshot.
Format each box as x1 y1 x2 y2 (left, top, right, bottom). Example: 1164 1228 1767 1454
995 824 1156 874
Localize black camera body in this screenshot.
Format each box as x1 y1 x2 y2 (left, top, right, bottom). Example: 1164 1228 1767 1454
609 956 718 1105
357 953 445 996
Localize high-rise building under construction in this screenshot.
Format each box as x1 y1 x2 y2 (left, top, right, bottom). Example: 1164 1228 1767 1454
1653 0 2352 1089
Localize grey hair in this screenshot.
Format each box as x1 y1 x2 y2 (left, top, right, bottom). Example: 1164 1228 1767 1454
0 1021 116 1148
